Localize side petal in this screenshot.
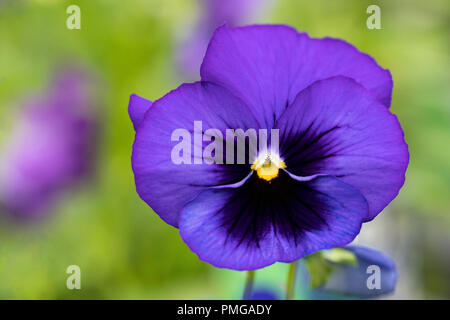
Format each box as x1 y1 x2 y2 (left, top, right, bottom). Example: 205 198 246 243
179 172 367 270
132 82 259 227
276 76 409 221
128 94 153 130
319 246 397 298
201 24 392 128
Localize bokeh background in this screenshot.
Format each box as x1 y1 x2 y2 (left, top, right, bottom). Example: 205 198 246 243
0 0 448 299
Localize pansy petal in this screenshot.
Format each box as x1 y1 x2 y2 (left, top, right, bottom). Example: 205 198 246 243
132 82 259 227
276 76 408 221
320 245 397 297
128 94 153 130
201 25 392 128
179 172 367 270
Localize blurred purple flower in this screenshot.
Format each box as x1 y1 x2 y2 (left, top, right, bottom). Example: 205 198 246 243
176 0 267 78
0 70 97 220
129 25 408 270
247 288 280 300
205 0 262 27
318 246 397 298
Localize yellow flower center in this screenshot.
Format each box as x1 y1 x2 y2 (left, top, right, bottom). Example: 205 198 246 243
251 152 286 182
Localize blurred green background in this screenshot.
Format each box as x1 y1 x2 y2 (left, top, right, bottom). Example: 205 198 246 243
0 0 448 299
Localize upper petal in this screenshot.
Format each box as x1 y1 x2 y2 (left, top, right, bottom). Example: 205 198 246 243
179 172 367 270
128 94 153 130
201 24 393 128
131 82 259 227
276 76 409 221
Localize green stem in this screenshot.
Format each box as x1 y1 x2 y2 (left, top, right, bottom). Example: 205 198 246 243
242 270 255 300
286 261 298 300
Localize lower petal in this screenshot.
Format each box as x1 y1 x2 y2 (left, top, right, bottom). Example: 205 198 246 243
179 172 367 270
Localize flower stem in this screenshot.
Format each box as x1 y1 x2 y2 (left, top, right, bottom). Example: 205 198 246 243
286 261 298 300
242 270 255 300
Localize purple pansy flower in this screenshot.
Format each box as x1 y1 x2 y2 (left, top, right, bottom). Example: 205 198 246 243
176 0 266 77
0 69 96 219
129 25 409 270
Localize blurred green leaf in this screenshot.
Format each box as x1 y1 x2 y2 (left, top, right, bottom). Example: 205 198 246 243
304 252 334 289
322 248 358 266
